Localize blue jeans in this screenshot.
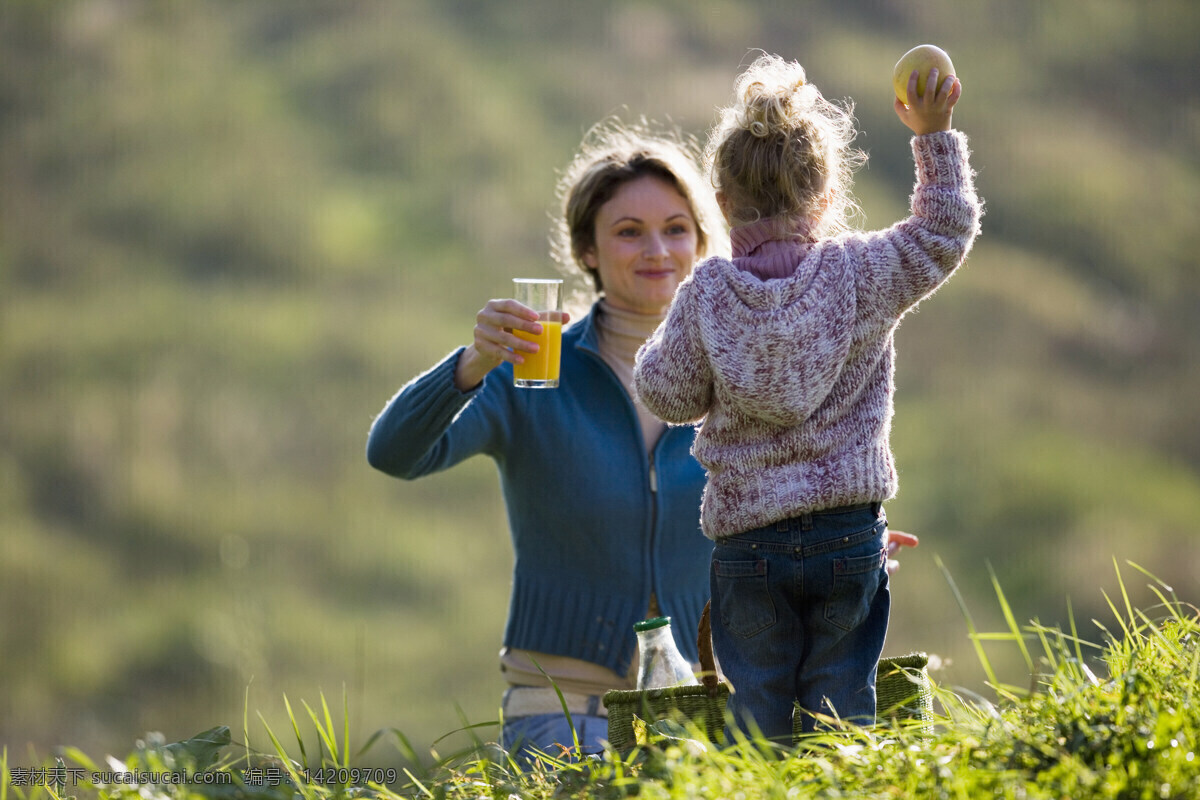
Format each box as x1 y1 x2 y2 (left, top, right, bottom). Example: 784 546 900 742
710 504 890 742
501 711 608 761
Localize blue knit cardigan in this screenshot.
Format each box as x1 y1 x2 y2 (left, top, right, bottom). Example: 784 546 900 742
366 303 710 674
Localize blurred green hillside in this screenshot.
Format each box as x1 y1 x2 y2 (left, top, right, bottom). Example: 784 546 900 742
2 0 1198 766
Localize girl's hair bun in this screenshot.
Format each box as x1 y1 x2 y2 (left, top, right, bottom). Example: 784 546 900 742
705 52 865 235
737 61 813 139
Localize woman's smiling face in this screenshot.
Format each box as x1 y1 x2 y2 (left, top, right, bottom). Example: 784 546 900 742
583 175 701 315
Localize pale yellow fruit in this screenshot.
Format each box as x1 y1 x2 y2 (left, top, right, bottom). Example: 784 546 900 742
892 44 956 105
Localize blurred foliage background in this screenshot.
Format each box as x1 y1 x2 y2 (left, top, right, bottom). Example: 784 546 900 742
2 0 1198 768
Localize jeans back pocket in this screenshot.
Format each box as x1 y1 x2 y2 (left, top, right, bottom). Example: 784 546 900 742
713 558 776 639
825 548 886 632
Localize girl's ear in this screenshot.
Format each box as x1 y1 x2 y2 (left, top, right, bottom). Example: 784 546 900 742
582 248 598 269
715 191 733 225
813 188 834 225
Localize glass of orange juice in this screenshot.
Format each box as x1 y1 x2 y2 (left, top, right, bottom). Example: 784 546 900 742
512 278 563 389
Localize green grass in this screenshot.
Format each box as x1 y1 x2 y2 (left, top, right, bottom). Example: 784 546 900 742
4 562 1198 800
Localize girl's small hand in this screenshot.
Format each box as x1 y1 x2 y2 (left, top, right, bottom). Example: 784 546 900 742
894 68 961 136
454 299 571 391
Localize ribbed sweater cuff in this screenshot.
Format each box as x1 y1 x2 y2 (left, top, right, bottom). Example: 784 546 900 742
403 346 482 414
912 129 970 187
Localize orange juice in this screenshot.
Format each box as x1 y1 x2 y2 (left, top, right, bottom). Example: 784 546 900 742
512 317 562 387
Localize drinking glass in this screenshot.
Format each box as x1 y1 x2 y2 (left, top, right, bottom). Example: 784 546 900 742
511 278 563 388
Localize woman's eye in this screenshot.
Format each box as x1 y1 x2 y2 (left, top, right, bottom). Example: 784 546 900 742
667 224 691 236
617 228 640 238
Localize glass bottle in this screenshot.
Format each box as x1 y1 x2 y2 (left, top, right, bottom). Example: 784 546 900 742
634 616 699 690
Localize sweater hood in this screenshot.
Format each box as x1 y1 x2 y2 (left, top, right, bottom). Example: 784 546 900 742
691 254 855 427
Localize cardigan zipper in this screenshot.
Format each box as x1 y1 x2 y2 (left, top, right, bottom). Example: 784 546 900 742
575 314 671 621
647 449 659 616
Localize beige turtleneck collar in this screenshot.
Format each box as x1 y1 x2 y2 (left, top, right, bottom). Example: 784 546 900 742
594 298 668 456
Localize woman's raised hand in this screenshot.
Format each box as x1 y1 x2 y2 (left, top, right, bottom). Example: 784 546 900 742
885 529 919 575
453 298 570 391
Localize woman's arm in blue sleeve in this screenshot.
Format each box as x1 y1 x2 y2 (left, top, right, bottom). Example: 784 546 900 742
366 347 503 479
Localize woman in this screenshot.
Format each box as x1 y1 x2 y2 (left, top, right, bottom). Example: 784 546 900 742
367 119 917 756
366 120 726 757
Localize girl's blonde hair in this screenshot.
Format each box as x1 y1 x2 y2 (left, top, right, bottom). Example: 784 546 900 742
706 53 865 236
552 118 727 300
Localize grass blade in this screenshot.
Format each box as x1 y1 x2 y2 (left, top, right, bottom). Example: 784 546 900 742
528 656 582 758
386 729 424 773
56 747 98 774
1100 588 1132 641
1067 597 1084 667
256 713 310 798
1127 561 1176 603
989 563 1033 674
343 685 351 771
302 699 339 768
1113 557 1136 634
283 695 309 769
1028 618 1058 675
1188 628 1200 708
453 702 487 754
321 692 342 767
403 767 434 798
242 682 253 769
936 554 999 688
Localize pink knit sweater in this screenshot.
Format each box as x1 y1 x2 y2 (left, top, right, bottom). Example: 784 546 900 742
634 130 982 540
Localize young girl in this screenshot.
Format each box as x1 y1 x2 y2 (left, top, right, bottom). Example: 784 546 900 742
634 53 982 741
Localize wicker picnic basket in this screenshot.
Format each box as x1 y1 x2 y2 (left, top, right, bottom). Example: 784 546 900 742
604 602 932 749
603 602 730 749
868 652 934 726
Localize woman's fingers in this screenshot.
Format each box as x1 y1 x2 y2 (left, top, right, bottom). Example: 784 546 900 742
481 299 540 332
474 299 543 362
470 299 570 364
884 530 918 576
886 529 920 556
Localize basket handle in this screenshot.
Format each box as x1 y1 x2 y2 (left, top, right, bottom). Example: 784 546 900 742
697 600 721 695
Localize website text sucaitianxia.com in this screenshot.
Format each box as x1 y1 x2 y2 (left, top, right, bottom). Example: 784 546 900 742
7 765 400 788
